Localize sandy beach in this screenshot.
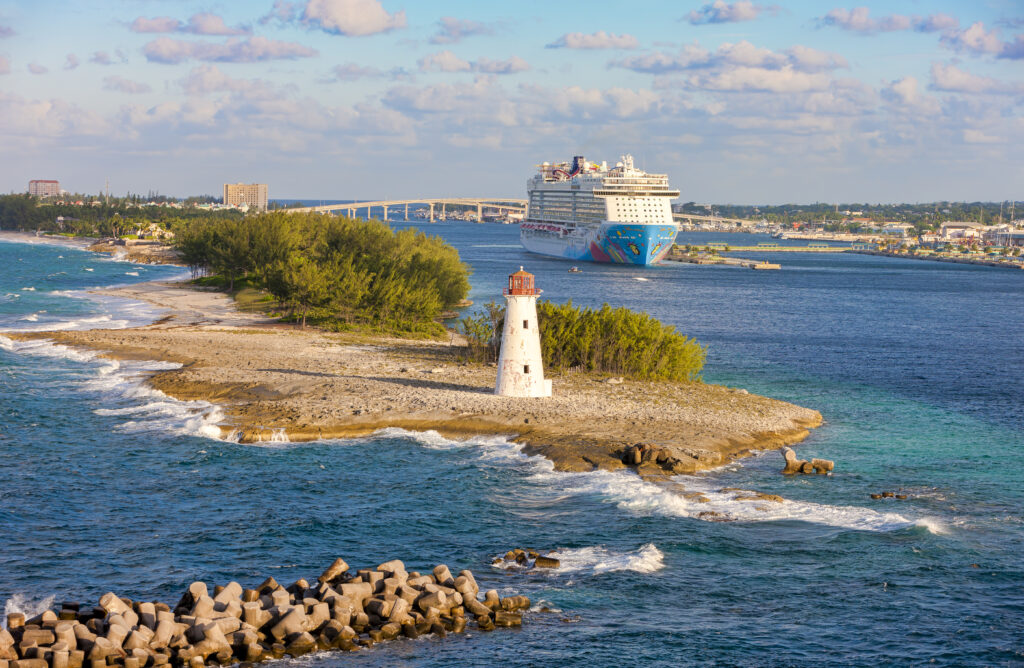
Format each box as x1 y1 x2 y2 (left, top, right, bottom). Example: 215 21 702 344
8 280 822 474
0 230 97 249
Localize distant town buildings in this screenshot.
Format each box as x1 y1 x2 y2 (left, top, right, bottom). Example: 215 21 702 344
28 180 60 197
223 183 268 211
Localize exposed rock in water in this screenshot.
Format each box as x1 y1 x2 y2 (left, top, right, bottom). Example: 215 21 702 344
781 446 834 475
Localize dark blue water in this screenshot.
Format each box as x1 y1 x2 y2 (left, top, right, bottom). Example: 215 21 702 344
2 229 1023 666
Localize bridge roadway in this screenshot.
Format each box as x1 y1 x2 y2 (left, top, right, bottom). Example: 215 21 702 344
286 198 527 222
287 199 764 227
673 213 761 227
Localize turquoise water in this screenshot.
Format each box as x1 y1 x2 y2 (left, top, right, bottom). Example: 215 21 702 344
1 229 1022 666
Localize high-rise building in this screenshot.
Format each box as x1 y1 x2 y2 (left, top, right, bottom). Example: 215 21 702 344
223 183 268 211
28 180 60 197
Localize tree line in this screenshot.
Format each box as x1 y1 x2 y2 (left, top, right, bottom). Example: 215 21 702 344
174 212 470 334
0 194 242 236
461 300 705 383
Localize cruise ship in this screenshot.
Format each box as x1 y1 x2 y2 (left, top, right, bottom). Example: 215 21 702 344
520 155 679 265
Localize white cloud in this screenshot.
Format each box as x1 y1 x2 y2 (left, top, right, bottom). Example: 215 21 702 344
547 31 637 50
64 54 79 70
928 62 1023 94
430 17 493 45
103 76 153 95
821 8 961 34
963 129 999 143
300 0 406 36
0 56 10 75
130 16 182 33
27 62 48 75
418 51 529 75
1004 35 1024 59
331 63 385 80
685 1 777 25
0 91 113 141
143 36 317 64
184 13 250 36
90 51 118 65
940 22 1007 57
418 50 471 73
612 41 846 75
0 24 14 38
687 66 830 93
787 45 848 71
131 13 250 36
881 76 939 114
474 56 529 74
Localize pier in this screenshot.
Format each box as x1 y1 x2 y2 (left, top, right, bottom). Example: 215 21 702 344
677 242 864 253
286 198 526 222
666 247 780 269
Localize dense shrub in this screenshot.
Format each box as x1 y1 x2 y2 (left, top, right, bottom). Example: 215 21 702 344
461 299 705 382
176 212 470 333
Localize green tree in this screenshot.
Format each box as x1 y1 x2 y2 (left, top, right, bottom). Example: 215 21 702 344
267 254 332 328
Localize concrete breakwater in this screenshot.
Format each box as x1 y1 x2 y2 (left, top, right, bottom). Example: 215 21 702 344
0 557 529 668
850 249 1024 269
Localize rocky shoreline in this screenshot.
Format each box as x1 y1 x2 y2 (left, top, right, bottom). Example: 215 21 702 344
6 279 822 475
0 557 526 668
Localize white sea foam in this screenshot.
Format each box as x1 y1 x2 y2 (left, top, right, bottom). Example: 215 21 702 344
84 267 94 272
372 429 931 534
633 277 649 282
3 594 55 629
552 544 665 574
125 271 139 276
914 517 949 535
20 313 39 322
493 544 665 575
2 336 225 440
21 286 35 291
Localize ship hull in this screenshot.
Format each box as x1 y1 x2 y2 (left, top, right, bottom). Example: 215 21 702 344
520 221 678 265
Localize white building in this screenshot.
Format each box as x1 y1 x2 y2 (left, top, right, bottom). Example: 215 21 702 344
223 183 268 211
28 180 60 197
495 268 551 398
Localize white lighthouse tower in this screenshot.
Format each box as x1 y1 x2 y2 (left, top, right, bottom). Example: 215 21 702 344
495 267 552 397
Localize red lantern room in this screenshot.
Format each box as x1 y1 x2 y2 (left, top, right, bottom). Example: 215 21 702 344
504 267 539 296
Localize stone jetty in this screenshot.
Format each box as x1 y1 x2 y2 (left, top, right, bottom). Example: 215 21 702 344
0 558 529 668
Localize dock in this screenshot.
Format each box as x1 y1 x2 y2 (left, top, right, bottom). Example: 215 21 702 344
666 249 780 270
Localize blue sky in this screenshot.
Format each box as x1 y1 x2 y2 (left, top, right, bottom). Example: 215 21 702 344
0 0 1021 203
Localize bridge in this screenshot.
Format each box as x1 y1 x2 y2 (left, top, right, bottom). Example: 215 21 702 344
286 198 527 222
673 213 761 227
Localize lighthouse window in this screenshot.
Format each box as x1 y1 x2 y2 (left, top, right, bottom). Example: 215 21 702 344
524 364 530 373
523 319 529 329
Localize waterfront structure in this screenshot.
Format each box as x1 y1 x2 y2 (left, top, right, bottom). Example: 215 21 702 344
28 180 60 197
520 154 679 265
495 268 551 398
223 183 268 211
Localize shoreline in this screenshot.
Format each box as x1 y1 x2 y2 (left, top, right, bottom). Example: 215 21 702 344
5 280 823 475
0 230 98 249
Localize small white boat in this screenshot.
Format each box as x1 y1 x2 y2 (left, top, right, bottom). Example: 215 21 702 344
568 266 582 273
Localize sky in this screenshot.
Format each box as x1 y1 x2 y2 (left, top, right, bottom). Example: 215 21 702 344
0 0 1021 204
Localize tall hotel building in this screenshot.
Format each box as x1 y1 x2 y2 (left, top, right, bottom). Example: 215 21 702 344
28 180 60 197
223 183 268 211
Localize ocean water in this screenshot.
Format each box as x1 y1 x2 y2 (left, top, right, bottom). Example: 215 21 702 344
1 228 1023 666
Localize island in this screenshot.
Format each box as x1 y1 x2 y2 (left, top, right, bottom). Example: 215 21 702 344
10 279 821 474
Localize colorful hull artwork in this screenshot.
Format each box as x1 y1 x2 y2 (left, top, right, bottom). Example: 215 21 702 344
520 222 678 266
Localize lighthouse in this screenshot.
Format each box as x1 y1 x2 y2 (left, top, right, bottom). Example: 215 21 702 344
495 267 552 397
